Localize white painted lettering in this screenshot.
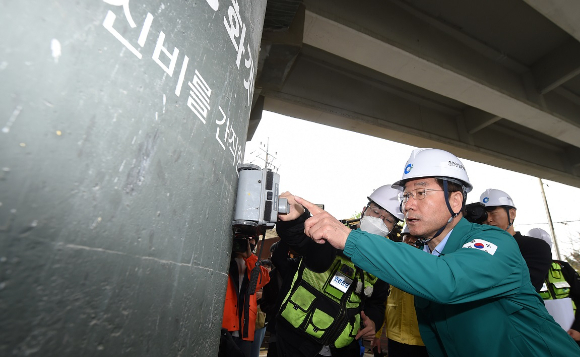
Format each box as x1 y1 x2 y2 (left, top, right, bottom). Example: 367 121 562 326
223 0 246 69
243 46 255 105
187 70 212 124
152 31 179 76
215 107 227 149
103 11 142 59
174 55 190 96
137 13 154 47
205 0 219 11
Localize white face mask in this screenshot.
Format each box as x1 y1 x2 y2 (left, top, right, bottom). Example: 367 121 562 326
360 215 390 237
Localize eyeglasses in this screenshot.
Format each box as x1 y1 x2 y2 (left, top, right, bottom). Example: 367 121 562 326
366 204 395 225
399 188 444 204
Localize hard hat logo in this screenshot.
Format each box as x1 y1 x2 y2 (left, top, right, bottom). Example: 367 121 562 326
404 164 413 174
483 197 489 203
448 161 465 171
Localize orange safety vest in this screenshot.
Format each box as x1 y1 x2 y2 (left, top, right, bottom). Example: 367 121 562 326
222 254 270 341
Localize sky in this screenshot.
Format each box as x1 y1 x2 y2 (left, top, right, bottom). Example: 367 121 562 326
244 111 580 260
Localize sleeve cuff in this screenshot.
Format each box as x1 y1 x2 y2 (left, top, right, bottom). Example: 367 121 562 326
276 209 310 232
343 229 362 258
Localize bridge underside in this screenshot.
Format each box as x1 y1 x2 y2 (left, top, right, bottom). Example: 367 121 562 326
253 0 580 188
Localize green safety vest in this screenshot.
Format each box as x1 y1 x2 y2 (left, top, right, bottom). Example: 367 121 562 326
279 254 377 348
539 261 576 312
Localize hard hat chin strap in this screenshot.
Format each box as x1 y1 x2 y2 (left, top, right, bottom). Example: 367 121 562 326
443 180 462 219
415 180 463 245
415 232 439 246
503 206 513 231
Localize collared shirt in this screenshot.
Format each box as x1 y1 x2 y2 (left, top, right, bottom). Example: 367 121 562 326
423 230 453 257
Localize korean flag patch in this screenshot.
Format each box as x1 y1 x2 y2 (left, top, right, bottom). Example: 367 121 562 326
462 239 498 255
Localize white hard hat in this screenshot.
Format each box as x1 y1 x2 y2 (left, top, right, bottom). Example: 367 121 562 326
392 148 472 192
480 189 516 208
368 185 405 221
527 228 553 249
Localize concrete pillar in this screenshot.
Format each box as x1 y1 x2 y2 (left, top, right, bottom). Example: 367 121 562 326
0 0 266 355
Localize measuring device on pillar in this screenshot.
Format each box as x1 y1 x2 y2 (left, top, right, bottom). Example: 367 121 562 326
232 164 289 294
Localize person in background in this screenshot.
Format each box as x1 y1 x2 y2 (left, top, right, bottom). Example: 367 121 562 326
221 237 271 356
372 225 428 357
274 185 402 357
251 259 274 357
479 188 552 292
294 148 580 356
264 241 301 357
528 227 580 347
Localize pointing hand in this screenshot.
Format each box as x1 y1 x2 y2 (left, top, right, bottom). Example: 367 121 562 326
294 196 351 250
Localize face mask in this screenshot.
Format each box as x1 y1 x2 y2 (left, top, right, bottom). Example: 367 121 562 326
360 215 390 237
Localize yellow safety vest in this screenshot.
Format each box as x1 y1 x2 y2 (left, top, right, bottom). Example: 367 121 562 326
539 261 576 313
376 286 425 346
279 255 377 348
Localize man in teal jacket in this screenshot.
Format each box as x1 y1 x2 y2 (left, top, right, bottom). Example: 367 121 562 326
290 148 580 356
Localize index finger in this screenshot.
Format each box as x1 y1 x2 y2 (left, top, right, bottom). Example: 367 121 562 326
295 196 324 215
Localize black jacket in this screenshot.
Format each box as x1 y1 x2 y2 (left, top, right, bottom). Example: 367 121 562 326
274 210 388 357
262 239 300 333
513 232 552 292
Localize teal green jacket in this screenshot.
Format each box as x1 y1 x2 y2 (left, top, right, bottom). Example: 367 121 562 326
343 218 580 356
